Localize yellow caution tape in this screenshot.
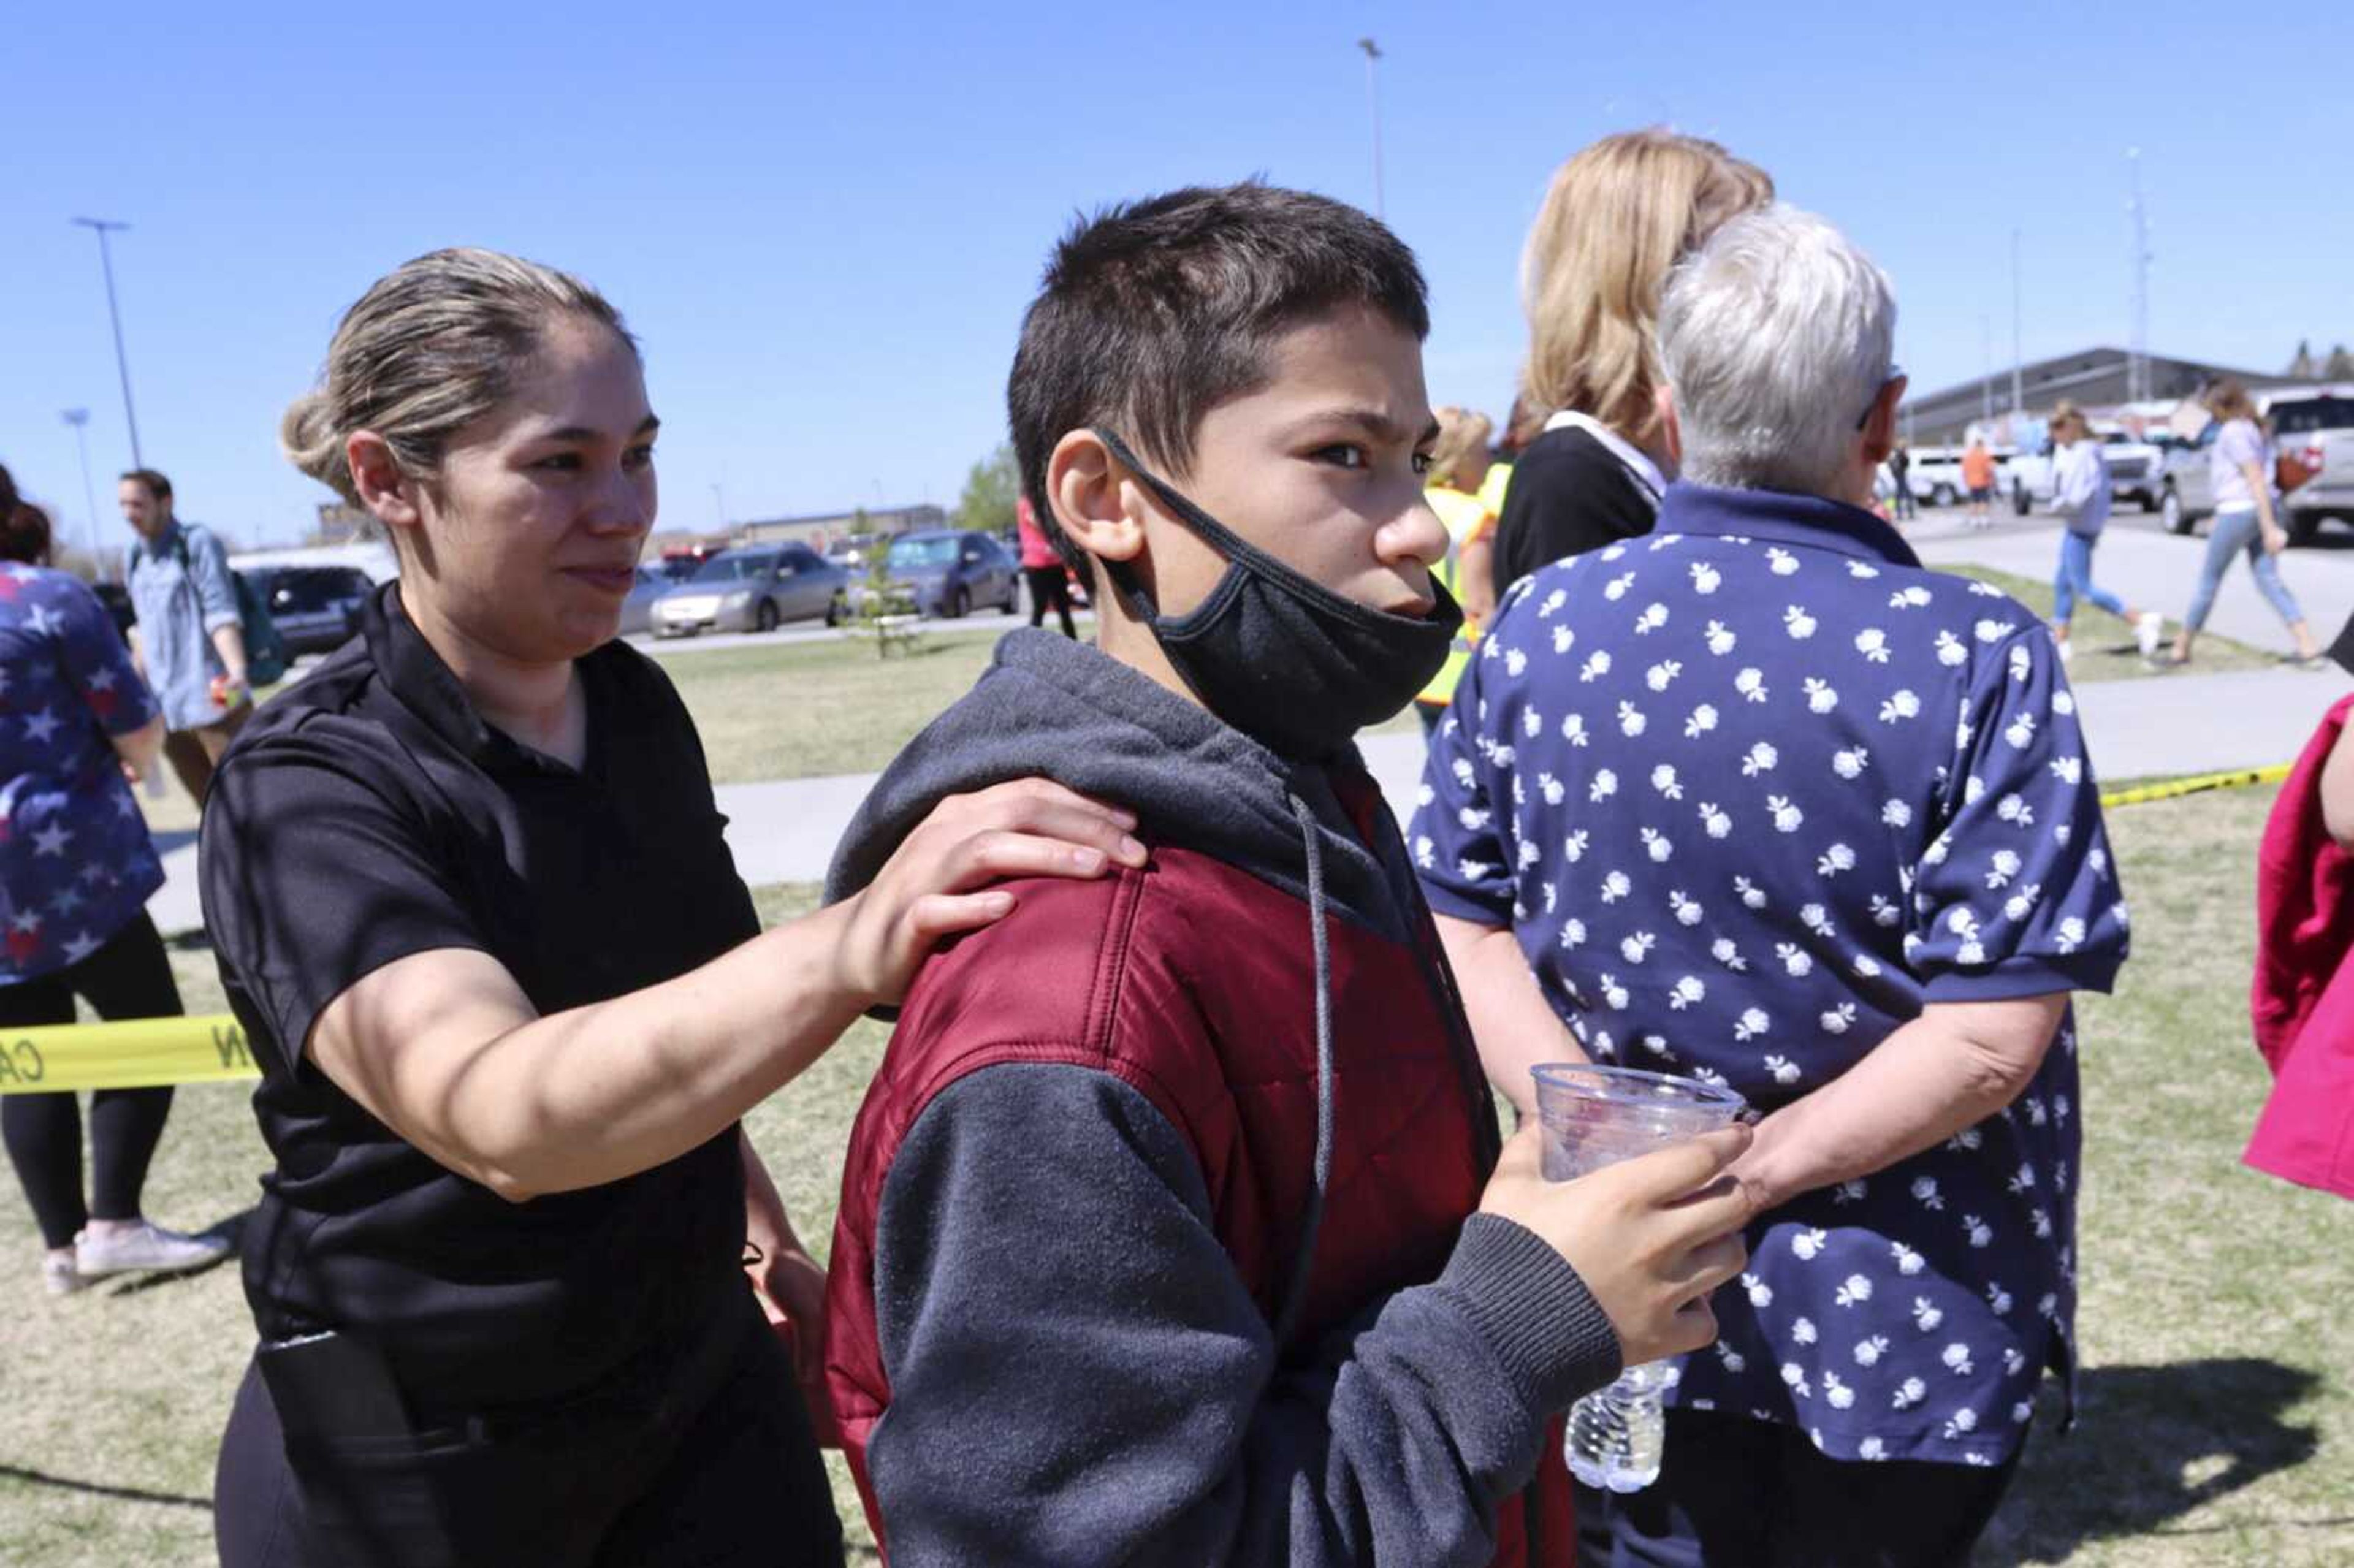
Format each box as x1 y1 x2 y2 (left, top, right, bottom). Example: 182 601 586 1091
2098 763 2293 810
0 1014 258 1094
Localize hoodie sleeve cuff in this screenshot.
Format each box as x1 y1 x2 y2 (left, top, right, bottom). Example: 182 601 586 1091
1438 1214 1623 1413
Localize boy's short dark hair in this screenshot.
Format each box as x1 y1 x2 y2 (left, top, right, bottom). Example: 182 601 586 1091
1008 182 1429 574
121 468 173 503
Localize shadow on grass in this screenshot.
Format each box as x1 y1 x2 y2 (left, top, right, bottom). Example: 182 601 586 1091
102 1206 249 1299
0 1463 210 1510
1979 1359 2325 1565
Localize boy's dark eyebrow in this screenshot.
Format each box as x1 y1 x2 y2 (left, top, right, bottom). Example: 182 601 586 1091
540 414 662 443
1282 409 1441 446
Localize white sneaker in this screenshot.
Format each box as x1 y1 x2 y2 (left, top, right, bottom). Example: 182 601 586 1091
42 1252 91 1296
75 1221 230 1279
2137 611 2165 658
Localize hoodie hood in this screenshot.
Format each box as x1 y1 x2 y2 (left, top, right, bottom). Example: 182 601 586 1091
825 629 1423 946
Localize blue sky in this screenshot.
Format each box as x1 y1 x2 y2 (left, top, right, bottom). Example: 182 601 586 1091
7 2 2348 554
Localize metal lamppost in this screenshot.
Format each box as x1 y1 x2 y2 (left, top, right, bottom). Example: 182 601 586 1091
70 216 142 469
1356 37 1385 219
2009 227 2025 417
59 409 102 567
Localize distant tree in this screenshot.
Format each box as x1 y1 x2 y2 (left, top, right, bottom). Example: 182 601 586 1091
953 443 1019 536
2326 344 2354 381
2289 339 2317 379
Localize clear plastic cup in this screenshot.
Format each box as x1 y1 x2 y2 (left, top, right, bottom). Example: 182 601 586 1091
1531 1062 1747 1493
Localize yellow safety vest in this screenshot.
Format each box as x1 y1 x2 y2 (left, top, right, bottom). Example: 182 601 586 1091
1417 482 1499 709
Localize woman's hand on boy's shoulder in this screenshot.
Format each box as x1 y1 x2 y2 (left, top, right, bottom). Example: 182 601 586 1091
825 780 1149 1007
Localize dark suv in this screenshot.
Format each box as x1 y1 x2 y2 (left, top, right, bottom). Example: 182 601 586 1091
246 566 378 657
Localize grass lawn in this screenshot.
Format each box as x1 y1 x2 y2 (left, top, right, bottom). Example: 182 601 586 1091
20 797 2345 1564
1940 565 2278 683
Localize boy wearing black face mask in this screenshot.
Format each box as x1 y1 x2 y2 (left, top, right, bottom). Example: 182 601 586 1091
820 184 1759 1568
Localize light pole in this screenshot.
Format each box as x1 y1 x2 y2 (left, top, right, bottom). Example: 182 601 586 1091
711 482 726 530
70 217 142 469
59 409 102 568
2126 147 2152 405
2009 227 2025 417
1356 37 1385 219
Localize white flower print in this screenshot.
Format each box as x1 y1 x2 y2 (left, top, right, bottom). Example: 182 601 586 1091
2089 846 2109 875
1825 1372 1856 1410
1910 1178 1945 1212
1686 702 1720 738
1743 740 1779 777
1599 545 1627 561
1538 587 1567 618
1579 651 1612 683
1846 560 1882 579
1781 1363 1813 1399
1640 828 1672 864
1945 1126 1982 1152
1783 605 1818 639
1855 627 1892 663
1817 843 1856 877
1560 712 1590 747
1834 1179 1867 1205
1804 677 1838 714
1966 580 2004 598
2002 882 2043 923
2054 689 2076 717
1590 769 1619 803
1619 931 1656 964
2013 1401 2035 1425
1735 667 1769 703
1457 858 1495 881
1941 1344 1975 1377
1669 975 1707 1010
1945 1407 1980 1440
1413 835 1435 870
1973 617 2016 643
1651 763 1684 799
1962 1215 1994 1249
1504 647 1528 678
1688 1064 1731 1090
1789 1228 1826 1261
1598 974 1631 1009
1734 1007 1772 1043
1821 1002 1857 1035
1538 772 1566 806
1881 798 1913 829
1599 870 1632 903
1690 561 1723 594
2004 1348 2027 1376
2006 1162 2037 1195
1522 706 1543 739
2004 712 2038 750
1517 839 1541 870
1853 954 1883 978
1456 804 1492 831
1776 942 1815 977
1735 876 1769 911
1646 659 1683 692
1985 849 2022 889
1892 1377 1927 1411
1767 796 1804 833
2031 1208 2053 1241
1742 1273 1773 1308
1711 937 1748 971
1859 1437 1888 1461
1911 1298 1944 1333
1996 793 2035 827
1792 1315 1819 1344
1935 628 1968 668
1767 547 1801 576
2049 755 2083 785
2008 642 2034 683
1879 689 1922 723
1705 620 1737 657
1854 1335 1891 1368
1868 892 1903 927
1450 755 1475 786
1551 623 1575 655
1542 883 1557 915
1697 801 1733 839
1889 585 1933 610
1618 700 1648 737
1563 829 1590 862
1715 1341 1747 1373
1764 1054 1801 1085
1634 602 1670 634
1799 902 1835 937
1602 571 1636 601
1832 745 1869 779
1669 890 1705 926
1986 1282 2015 1316
2038 1292 2060 1320
1560 919 1586 949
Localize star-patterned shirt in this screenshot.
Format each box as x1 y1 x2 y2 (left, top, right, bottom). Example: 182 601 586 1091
0 565 165 983
1413 482 2130 1466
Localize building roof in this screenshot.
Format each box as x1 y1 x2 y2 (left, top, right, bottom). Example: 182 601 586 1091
1900 346 2309 444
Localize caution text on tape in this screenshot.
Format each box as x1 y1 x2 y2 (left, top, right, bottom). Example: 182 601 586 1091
2098 763 2292 810
0 1014 257 1094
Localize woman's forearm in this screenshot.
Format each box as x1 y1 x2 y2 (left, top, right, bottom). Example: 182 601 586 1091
1726 995 2066 1211
1434 913 1586 1117
2246 462 2280 534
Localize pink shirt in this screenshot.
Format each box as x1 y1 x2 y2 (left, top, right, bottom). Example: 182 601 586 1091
1016 497 1061 569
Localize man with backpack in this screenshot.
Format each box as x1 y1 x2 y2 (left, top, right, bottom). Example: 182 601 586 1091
118 469 281 802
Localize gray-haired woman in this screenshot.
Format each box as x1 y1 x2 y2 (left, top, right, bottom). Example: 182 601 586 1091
204 248 1144 1567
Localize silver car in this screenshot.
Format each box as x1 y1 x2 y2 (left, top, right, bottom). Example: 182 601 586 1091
651 544 848 637
618 565 669 637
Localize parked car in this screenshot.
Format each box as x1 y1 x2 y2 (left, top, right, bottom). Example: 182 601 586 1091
2100 429 2164 512
244 564 376 657
2268 386 2354 544
1897 446 1968 506
850 530 1022 619
618 565 669 637
823 533 885 571
651 544 847 637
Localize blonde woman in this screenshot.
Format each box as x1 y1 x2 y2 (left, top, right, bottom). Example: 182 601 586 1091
1490 129 1772 598
2171 379 2326 667
1412 406 1499 731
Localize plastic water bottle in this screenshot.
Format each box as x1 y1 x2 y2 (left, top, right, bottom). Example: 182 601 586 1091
1565 1360 1668 1493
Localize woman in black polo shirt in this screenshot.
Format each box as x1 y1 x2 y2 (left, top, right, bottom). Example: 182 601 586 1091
202 248 1145 1568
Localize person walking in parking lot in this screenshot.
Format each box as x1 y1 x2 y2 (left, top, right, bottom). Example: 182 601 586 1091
2050 406 2165 664
1888 441 1915 519
118 469 254 802
1016 493 1076 638
1964 436 1998 527
2169 379 2328 669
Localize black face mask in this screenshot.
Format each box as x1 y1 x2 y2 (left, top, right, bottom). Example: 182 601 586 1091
1092 428 1462 760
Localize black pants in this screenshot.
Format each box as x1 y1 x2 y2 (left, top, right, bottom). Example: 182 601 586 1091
1024 565 1076 637
215 1290 845 1568
1892 482 1916 520
1575 1409 2021 1567
0 912 182 1249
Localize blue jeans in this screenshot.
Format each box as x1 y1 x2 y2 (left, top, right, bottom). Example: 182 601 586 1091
2185 504 2304 633
2053 530 2125 625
